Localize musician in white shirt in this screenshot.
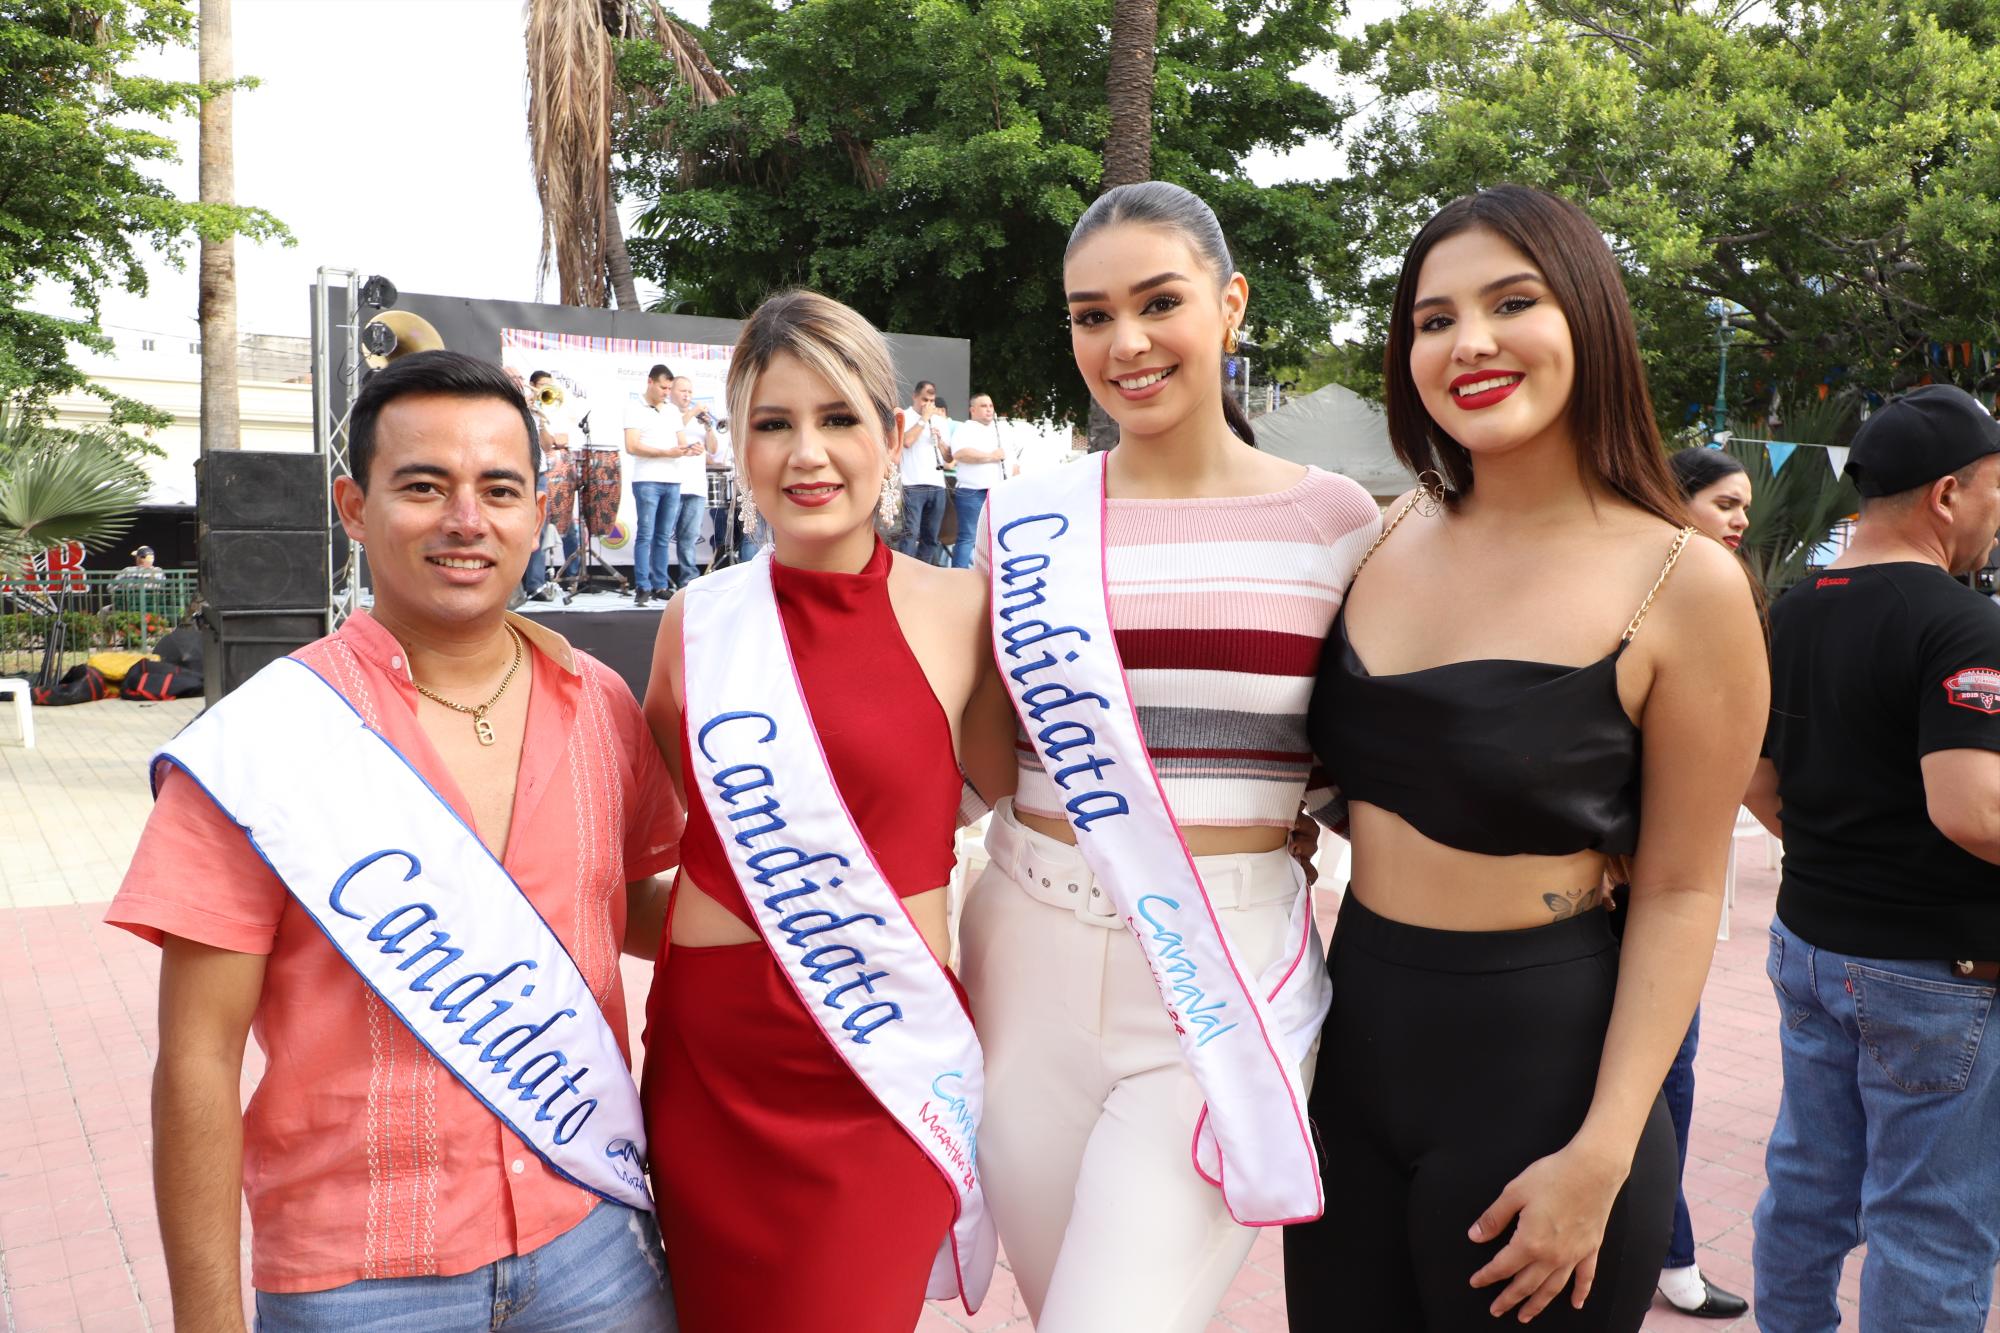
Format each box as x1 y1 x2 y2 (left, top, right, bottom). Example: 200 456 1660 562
942 393 1007 568
667 376 720 590
895 381 950 563
624 365 685 606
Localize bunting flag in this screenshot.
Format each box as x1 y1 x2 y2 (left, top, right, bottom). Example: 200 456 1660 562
1765 442 1797 475
1825 446 1851 479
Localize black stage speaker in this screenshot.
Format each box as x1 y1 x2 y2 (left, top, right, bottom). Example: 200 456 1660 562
197 452 331 701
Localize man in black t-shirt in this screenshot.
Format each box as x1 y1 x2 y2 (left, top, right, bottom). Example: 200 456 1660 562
1747 384 2000 1331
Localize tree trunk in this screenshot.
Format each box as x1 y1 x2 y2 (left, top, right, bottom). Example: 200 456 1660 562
605 206 641 310
1102 0 1158 189
1086 0 1158 452
198 0 238 452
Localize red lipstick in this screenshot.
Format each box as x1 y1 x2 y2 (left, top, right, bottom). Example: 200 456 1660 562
1448 370 1525 411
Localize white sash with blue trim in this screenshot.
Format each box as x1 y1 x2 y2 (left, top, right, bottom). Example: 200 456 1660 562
983 454 1329 1225
153 656 652 1212
680 553 996 1311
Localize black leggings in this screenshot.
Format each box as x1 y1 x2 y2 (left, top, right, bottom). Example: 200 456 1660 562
1285 894 1677 1331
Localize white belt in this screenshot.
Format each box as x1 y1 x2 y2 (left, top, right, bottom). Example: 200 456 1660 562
984 801 1298 929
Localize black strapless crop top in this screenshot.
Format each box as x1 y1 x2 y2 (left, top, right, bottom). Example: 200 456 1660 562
1307 512 1693 858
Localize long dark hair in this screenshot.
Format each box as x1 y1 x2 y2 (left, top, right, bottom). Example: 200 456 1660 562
1066 181 1257 447
1668 445 1747 499
1383 186 1685 526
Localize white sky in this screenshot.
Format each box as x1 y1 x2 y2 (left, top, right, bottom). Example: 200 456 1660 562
49 0 1397 346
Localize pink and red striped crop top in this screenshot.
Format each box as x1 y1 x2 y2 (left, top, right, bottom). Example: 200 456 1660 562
980 465 1381 829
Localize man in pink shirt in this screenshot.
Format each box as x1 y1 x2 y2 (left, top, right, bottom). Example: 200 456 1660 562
108 351 683 1331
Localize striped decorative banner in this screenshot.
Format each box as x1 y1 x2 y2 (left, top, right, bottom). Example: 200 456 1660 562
499 328 733 362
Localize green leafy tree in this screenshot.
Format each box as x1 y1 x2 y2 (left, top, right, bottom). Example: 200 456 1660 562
0 0 290 425
1336 0 2000 429
614 0 1357 424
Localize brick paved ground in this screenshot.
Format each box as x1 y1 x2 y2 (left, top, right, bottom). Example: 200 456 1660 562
3 698 1994 1331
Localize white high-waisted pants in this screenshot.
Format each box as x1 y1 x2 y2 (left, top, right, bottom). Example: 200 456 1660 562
959 801 1317 1333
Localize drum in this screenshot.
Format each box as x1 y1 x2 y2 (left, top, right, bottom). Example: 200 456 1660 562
706 469 735 508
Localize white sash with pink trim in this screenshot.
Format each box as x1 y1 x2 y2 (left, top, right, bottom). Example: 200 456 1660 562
983 454 1329 1225
680 552 996 1311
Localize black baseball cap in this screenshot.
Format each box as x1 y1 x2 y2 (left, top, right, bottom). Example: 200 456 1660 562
131 545 154 558
1846 385 2000 497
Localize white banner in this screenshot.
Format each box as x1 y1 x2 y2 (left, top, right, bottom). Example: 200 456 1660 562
680 555 996 1310
983 455 1328 1225
155 658 652 1212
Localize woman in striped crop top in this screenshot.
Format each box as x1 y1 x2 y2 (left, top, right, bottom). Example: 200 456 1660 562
956 182 1381 1333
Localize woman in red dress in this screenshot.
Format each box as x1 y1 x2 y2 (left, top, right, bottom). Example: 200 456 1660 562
638 290 1000 1332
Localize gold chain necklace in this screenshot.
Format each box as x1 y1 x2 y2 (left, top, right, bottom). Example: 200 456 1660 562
410 626 523 746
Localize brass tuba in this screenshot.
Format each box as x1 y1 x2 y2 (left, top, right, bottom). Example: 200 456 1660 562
360 309 446 369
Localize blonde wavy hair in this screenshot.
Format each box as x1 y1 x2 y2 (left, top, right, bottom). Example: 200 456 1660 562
725 290 902 531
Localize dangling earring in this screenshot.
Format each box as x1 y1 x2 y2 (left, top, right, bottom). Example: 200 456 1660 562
735 456 762 535
1224 325 1240 355
877 466 903 532
1414 468 1447 517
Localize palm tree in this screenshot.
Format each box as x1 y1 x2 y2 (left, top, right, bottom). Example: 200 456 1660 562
1086 0 1159 452
1103 0 1157 187
1725 395 1862 596
525 0 732 311
0 407 149 571
199 0 239 453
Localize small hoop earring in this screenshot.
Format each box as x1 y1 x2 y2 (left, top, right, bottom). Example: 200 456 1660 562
1414 468 1447 517
1224 326 1240 355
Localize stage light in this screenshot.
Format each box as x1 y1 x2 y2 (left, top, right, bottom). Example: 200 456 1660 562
360 319 397 359
360 275 399 310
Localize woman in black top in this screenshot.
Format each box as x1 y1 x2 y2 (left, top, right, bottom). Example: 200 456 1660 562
1286 187 1767 1330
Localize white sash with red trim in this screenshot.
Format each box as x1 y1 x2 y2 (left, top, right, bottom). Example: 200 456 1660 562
153 657 653 1212
982 454 1329 1225
680 552 996 1310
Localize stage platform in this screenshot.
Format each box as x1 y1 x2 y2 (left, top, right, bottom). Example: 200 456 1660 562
514 590 662 698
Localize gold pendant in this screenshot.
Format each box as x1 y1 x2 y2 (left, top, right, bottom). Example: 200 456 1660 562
475 714 496 746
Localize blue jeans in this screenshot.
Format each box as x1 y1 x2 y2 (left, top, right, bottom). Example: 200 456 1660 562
669 490 704 586
898 484 947 563
631 481 680 593
1662 1006 1700 1268
1753 915 2000 1331
255 1201 675 1332
523 472 550 595
949 486 988 568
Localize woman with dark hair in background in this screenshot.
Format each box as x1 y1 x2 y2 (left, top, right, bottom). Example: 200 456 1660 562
958 181 1381 1331
1671 446 1754 554
1288 186 1767 1330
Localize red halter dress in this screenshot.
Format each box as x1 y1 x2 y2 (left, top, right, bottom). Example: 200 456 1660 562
641 538 967 1333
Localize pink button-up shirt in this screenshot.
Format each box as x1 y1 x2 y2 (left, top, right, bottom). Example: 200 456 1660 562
107 611 682 1293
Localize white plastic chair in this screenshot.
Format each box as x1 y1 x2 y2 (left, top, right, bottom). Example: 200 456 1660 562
0 677 32 749
1720 806 1780 941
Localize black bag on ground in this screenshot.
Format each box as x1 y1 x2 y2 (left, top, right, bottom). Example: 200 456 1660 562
152 623 204 670
122 657 202 701
32 664 108 707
